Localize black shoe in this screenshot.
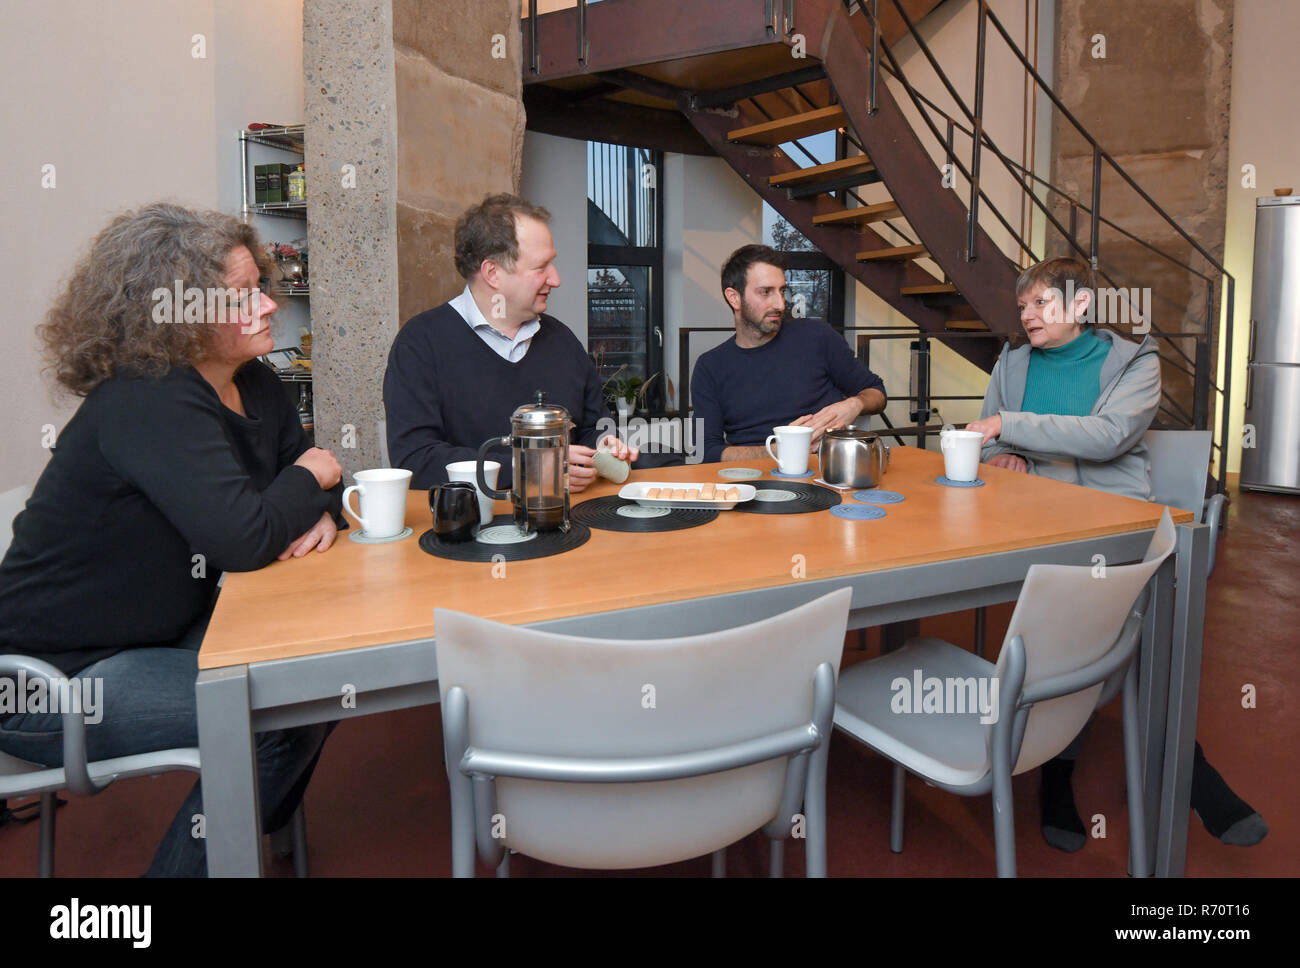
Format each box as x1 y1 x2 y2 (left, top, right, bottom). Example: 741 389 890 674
1191 742 1268 846
1040 757 1086 852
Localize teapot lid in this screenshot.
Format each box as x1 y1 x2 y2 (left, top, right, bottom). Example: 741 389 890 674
824 425 875 439
511 391 572 432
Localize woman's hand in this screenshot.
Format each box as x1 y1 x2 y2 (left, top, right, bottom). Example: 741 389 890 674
964 414 1003 445
987 453 1028 473
295 447 342 489
279 511 338 560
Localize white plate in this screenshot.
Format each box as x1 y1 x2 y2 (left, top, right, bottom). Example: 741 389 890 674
618 481 756 510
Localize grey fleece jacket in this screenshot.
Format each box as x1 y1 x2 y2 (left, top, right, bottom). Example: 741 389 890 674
977 328 1161 501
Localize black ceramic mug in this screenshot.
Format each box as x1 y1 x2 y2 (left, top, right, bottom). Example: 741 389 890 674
429 481 479 543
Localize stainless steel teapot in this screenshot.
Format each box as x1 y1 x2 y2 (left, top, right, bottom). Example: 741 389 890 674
818 426 890 489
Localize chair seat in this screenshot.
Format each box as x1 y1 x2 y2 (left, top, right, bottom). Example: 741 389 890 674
834 638 995 787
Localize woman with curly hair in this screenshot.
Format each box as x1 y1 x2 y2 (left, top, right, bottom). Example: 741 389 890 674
0 203 343 875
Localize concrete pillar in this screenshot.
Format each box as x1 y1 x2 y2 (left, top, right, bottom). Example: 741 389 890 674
304 0 525 476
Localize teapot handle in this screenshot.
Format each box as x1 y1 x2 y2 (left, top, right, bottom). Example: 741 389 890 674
476 436 512 501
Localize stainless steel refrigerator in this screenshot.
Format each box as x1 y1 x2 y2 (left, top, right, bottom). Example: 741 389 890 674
1240 196 1300 494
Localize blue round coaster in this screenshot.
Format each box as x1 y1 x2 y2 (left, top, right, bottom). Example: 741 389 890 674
771 468 815 479
853 489 905 505
935 475 986 488
830 503 886 520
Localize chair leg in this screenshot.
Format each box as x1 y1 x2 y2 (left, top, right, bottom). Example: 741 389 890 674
890 763 906 853
495 851 511 878
991 769 1016 878
38 792 56 878
711 847 726 877
290 803 308 878
768 838 784 878
1122 661 1150 877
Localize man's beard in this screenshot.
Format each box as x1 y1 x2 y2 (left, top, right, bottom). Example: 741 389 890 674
740 299 783 339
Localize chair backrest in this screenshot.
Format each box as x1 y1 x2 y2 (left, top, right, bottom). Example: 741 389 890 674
434 588 852 870
996 510 1177 774
1144 430 1211 522
1 484 34 559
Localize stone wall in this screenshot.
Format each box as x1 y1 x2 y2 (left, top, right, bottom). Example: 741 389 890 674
1049 0 1233 425
393 0 526 326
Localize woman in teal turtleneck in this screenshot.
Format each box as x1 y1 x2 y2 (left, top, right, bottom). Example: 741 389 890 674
967 258 1267 855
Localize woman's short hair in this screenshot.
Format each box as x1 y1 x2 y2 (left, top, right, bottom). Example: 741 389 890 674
39 203 265 396
453 193 552 280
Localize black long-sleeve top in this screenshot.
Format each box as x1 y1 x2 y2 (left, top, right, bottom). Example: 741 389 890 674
0 361 341 674
383 303 609 489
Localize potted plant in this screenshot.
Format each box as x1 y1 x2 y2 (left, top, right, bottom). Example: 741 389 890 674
602 366 660 420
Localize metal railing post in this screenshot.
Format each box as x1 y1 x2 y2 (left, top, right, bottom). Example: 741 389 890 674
1193 338 1210 431
528 0 539 74
869 0 880 115
967 1 987 261
678 328 691 414
1090 146 1102 270
910 337 932 448
576 0 588 67
1218 276 1234 494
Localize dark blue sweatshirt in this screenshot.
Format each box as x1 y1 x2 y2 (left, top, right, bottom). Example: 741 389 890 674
691 318 886 463
383 303 608 489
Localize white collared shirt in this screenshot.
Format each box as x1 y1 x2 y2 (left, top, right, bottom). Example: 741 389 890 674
449 285 540 362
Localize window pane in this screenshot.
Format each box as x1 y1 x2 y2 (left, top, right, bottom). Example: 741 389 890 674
784 268 832 322
588 265 650 382
587 142 657 248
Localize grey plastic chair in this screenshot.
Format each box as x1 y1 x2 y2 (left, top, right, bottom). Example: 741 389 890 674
435 588 853 877
834 511 1177 877
0 484 307 876
1144 430 1225 575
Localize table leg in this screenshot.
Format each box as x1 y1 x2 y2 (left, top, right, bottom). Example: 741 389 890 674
1156 523 1209 877
196 665 264 877
1137 555 1173 876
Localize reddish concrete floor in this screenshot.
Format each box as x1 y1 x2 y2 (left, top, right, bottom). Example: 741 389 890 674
2 483 1295 877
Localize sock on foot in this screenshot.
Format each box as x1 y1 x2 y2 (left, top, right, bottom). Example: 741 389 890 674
1040 757 1087 852
1191 743 1268 846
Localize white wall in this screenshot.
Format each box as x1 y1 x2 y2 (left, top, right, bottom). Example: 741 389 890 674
521 132 588 342
1221 0 1300 476
0 0 306 491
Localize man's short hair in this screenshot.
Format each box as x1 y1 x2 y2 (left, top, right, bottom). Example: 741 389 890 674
720 244 786 302
454 193 552 280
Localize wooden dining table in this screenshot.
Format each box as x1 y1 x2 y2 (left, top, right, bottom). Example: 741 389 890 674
195 445 1207 876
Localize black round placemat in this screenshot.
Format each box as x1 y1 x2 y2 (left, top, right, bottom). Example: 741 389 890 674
571 495 718 533
732 480 842 515
418 516 591 562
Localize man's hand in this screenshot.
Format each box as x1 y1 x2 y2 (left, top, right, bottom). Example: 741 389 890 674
278 511 338 560
965 414 1003 445
568 445 599 493
790 397 864 447
596 435 639 464
987 453 1028 473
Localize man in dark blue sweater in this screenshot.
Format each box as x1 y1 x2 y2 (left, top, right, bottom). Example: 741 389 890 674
691 245 887 463
384 194 637 489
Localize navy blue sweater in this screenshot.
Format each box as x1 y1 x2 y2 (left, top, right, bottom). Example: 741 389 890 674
0 361 340 674
691 318 887 463
383 303 609 488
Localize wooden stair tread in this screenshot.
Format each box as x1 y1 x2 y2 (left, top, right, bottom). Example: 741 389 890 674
813 201 900 226
769 156 874 187
857 244 927 262
728 105 848 146
900 282 957 295
945 320 988 331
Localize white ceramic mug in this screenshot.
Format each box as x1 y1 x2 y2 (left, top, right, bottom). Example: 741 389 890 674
939 428 984 482
446 460 500 527
342 468 412 538
765 425 814 475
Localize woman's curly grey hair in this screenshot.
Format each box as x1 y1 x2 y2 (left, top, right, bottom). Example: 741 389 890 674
38 202 266 396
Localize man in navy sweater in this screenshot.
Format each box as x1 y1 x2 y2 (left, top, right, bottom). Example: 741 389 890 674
384 194 637 489
691 245 887 463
